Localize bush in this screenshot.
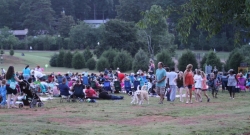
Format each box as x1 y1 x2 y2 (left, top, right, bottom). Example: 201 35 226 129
226 49 244 72
96 57 109 72
57 48 65 67
113 50 132 72
200 54 207 71
72 52 85 69
0 48 4 55
133 49 149 72
9 46 14 56
86 58 96 70
101 49 118 69
178 50 198 71
156 50 175 68
83 47 93 61
205 51 222 71
63 50 73 68
50 54 58 67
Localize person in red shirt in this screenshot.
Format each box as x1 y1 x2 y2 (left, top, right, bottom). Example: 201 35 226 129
85 85 99 99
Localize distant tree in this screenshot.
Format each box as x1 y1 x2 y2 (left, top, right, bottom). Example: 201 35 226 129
132 49 149 72
205 51 222 71
83 47 93 62
57 49 65 67
0 27 19 49
178 50 198 71
200 54 207 71
50 54 58 67
9 45 14 56
86 58 96 70
0 46 4 55
100 49 118 69
113 50 133 72
156 50 174 68
72 52 85 69
58 14 75 37
96 57 109 72
63 50 73 68
226 49 244 72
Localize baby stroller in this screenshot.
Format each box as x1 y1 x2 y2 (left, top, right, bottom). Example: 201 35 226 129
19 80 44 108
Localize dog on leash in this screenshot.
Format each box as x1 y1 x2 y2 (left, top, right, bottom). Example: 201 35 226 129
131 85 149 105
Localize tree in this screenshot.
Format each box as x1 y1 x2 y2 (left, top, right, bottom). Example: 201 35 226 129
177 0 250 43
96 57 109 72
132 49 149 72
86 58 96 70
100 49 118 69
101 19 141 56
178 50 198 71
156 50 175 68
200 54 207 71
20 0 55 35
137 5 174 61
51 0 75 17
63 50 73 68
113 50 132 72
50 54 58 67
72 52 85 69
205 51 222 71
83 47 93 61
57 49 65 67
58 13 75 37
9 45 14 56
226 49 244 73
1 46 4 55
0 27 19 49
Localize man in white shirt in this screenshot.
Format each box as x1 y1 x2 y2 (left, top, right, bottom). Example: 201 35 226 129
31 70 45 81
168 67 178 102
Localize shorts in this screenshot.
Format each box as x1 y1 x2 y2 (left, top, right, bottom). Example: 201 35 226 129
201 89 207 91
156 86 165 95
187 85 192 89
6 85 17 95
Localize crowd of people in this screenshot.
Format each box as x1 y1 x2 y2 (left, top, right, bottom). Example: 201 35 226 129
0 61 250 108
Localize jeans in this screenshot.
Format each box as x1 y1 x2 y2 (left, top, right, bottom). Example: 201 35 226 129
222 80 228 90
111 95 124 100
170 85 177 101
1 94 6 106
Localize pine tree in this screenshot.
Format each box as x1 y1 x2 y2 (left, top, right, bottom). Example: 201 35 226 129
132 49 149 72
9 45 14 56
113 50 132 72
86 58 96 70
63 50 73 68
156 50 174 68
57 48 65 67
83 47 93 62
72 52 85 69
178 50 198 71
96 57 109 72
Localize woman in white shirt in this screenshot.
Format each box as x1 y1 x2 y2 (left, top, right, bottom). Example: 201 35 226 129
194 70 202 102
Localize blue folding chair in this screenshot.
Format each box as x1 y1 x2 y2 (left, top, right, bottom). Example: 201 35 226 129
103 81 112 91
124 80 132 93
133 81 140 90
82 76 89 85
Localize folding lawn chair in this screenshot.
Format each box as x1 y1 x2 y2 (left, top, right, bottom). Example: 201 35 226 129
103 81 112 92
114 81 121 93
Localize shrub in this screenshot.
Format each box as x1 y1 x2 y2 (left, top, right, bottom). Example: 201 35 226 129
72 52 85 69
63 50 73 68
178 50 198 71
226 49 244 72
101 48 118 69
200 54 207 71
50 54 58 67
113 50 132 72
96 57 109 72
83 47 93 61
205 51 222 71
86 58 96 70
156 50 175 68
9 45 14 56
133 49 149 72
57 48 65 67
1 46 4 54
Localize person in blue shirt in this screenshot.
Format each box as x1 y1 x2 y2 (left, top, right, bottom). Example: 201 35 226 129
0 79 7 108
155 62 167 104
22 65 31 81
58 78 70 97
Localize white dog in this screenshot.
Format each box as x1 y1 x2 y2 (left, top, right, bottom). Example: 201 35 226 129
131 85 149 105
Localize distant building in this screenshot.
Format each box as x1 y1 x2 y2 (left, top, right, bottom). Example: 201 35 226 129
11 29 28 40
83 20 109 28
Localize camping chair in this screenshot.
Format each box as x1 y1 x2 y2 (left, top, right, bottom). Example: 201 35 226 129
124 80 132 94
82 76 89 86
114 81 121 93
103 81 112 92
90 81 97 90
73 84 85 102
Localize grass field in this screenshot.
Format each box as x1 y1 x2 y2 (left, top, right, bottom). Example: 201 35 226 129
0 50 230 74
0 90 250 135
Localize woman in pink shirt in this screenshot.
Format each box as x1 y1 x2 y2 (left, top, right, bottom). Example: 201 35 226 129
201 71 210 102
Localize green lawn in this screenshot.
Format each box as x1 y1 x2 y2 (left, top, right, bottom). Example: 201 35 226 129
0 90 250 135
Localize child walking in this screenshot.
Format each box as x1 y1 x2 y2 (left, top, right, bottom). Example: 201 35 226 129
0 79 7 108
201 72 210 102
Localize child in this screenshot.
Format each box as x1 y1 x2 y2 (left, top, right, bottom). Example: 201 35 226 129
0 79 7 108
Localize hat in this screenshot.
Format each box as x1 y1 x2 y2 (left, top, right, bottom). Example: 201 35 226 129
58 72 61 75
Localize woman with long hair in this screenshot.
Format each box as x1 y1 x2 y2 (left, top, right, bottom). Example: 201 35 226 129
194 70 202 102
183 64 194 104
201 71 210 102
5 66 23 108
176 71 185 102
227 69 239 99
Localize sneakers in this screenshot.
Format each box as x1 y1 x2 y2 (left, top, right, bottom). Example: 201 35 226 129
207 98 210 102
186 100 189 104
158 101 163 104
190 100 193 104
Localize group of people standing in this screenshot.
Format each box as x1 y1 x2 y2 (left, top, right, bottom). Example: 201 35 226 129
155 62 240 104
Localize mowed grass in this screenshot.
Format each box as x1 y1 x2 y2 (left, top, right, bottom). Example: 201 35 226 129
0 90 250 135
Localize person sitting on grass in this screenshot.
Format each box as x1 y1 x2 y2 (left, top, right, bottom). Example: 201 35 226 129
58 78 70 99
85 85 99 99
99 89 124 100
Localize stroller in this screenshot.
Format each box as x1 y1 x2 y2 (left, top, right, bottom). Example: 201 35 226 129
19 80 44 108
